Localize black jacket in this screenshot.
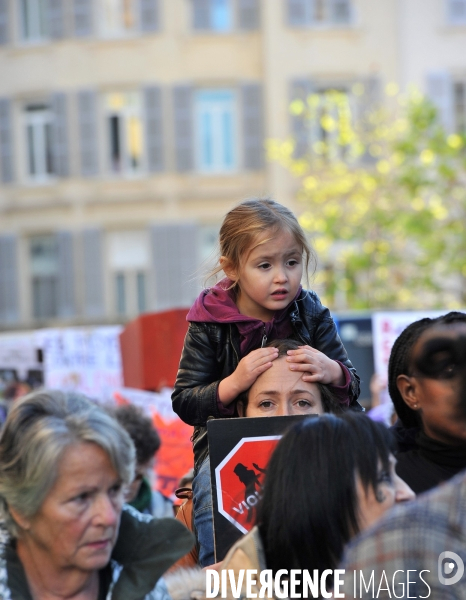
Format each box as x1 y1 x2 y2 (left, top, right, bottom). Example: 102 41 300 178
172 290 361 468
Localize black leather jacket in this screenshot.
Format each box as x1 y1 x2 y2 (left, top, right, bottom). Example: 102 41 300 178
172 290 361 469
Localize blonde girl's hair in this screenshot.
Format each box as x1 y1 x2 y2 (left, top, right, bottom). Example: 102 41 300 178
207 198 316 288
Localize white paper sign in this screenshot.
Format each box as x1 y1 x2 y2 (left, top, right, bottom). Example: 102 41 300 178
36 326 123 400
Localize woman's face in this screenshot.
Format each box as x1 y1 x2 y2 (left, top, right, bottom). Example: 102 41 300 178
239 356 324 417
398 332 466 444
17 442 124 574
356 454 415 532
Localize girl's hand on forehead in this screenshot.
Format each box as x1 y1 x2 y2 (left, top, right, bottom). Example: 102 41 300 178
286 346 345 386
218 347 279 404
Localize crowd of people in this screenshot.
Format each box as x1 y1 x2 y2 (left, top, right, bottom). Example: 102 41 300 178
0 198 465 599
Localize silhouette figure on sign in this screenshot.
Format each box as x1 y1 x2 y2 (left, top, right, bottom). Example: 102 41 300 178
233 462 266 523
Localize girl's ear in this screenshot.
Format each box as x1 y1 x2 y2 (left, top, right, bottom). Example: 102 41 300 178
396 374 420 411
220 256 237 282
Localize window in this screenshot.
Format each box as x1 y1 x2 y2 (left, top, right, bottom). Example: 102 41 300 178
454 82 466 133
448 0 466 24
21 0 48 41
108 231 150 317
100 0 138 35
193 0 233 31
25 104 54 181
288 0 352 26
30 235 58 319
106 92 144 175
195 89 237 173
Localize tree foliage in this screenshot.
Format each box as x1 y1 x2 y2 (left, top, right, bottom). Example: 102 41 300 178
268 84 466 310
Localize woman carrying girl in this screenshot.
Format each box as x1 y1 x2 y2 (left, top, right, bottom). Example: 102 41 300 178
172 198 361 566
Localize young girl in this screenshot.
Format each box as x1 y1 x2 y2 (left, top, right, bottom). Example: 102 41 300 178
172 198 361 566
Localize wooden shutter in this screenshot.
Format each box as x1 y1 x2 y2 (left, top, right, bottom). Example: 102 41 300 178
192 0 211 29
173 85 194 172
51 92 70 177
82 229 104 317
448 0 466 22
288 0 309 25
57 231 76 317
0 234 19 323
330 0 351 23
242 83 264 170
290 78 312 158
0 0 9 45
238 0 260 29
74 0 93 36
77 90 99 176
0 98 14 183
427 72 454 133
144 86 164 172
150 223 199 311
140 0 159 32
47 0 66 39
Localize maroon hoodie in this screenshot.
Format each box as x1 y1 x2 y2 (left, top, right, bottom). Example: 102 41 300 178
187 278 299 357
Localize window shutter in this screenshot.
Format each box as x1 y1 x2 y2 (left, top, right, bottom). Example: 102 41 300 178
82 229 104 317
77 90 99 177
0 0 9 45
238 0 260 29
330 0 351 23
150 223 199 311
0 98 14 183
74 0 93 36
193 0 211 29
51 92 70 177
47 0 66 39
427 72 454 133
288 0 309 25
56 231 76 318
290 78 313 158
242 83 264 170
0 235 19 323
448 0 466 22
140 0 159 32
144 86 164 172
173 85 194 172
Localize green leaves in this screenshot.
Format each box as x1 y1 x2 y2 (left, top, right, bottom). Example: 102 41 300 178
269 87 466 310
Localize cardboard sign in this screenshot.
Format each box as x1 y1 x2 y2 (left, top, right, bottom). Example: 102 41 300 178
208 415 311 561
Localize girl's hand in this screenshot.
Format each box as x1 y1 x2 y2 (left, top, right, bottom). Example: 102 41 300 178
218 347 279 405
286 345 345 386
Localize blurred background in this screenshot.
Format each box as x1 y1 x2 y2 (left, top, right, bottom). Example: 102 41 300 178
0 0 465 412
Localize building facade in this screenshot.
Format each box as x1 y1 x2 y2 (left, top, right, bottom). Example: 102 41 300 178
0 0 465 329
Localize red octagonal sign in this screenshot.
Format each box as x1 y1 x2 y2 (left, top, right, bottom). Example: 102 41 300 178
214 436 281 534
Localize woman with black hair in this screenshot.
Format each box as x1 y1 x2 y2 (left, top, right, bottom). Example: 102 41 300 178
218 413 413 597
388 311 466 494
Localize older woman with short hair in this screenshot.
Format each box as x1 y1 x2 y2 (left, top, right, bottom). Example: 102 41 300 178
0 390 193 600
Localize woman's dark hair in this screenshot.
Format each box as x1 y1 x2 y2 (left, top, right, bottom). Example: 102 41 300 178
236 338 343 414
388 311 466 428
257 413 395 586
113 404 161 465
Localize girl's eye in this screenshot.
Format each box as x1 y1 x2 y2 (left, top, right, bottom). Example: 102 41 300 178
287 259 299 267
258 263 271 270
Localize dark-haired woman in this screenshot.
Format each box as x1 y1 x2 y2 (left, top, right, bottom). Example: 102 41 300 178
219 413 413 597
388 311 466 494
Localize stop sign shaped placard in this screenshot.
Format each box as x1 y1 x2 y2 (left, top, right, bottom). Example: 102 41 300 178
214 435 281 534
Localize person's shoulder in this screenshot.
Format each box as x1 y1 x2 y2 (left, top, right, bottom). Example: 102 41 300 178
295 290 327 317
344 470 466 563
